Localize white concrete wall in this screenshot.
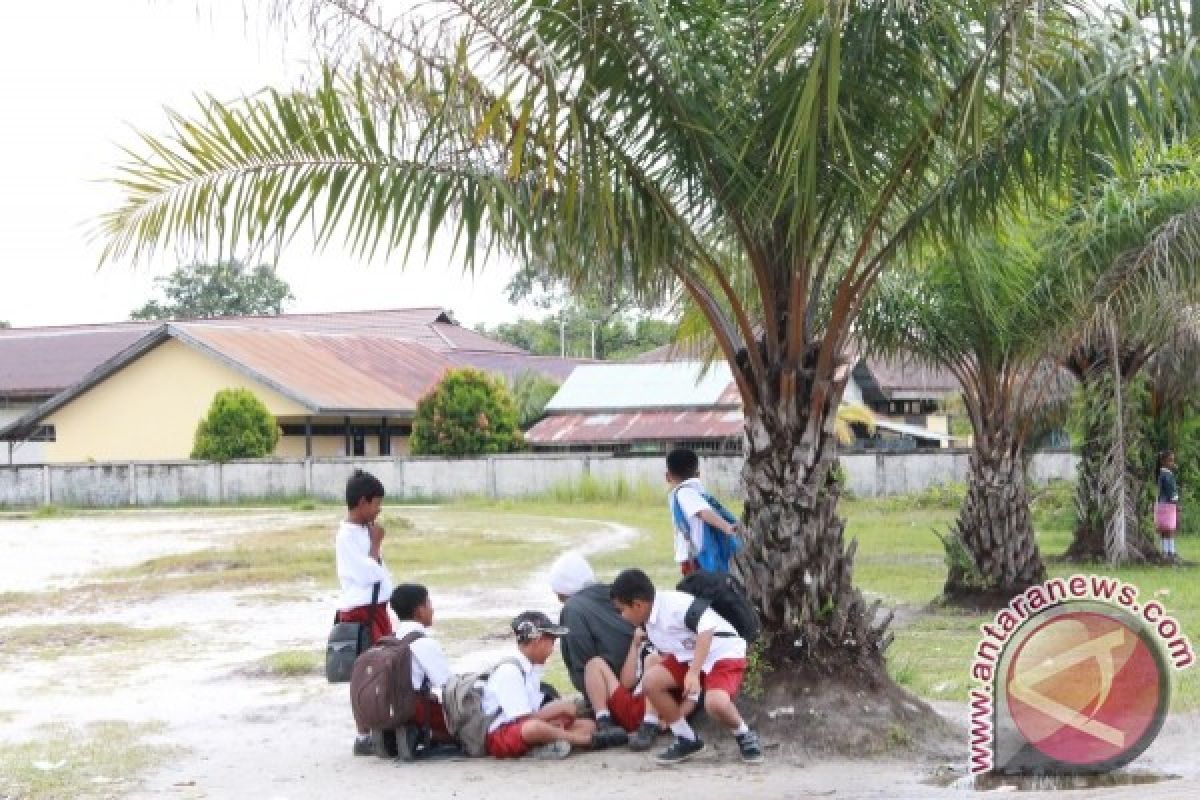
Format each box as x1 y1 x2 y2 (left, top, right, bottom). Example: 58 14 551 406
0 451 1079 508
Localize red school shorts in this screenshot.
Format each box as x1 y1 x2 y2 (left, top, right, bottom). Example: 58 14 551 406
486 715 532 759
659 654 748 699
608 685 647 732
411 695 452 741
335 602 394 645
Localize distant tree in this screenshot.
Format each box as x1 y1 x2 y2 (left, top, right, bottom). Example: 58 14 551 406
191 389 280 461
510 372 560 429
479 312 674 360
131 260 293 320
411 369 522 456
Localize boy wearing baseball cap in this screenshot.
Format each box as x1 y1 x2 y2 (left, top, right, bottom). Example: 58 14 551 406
481 611 597 759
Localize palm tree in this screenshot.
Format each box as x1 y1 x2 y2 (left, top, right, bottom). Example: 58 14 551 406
1052 152 1200 563
96 1 1200 676
861 229 1070 600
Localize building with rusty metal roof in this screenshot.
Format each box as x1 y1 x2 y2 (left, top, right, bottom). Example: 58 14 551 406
0 309 581 463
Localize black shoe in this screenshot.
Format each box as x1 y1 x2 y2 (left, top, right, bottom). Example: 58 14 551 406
655 735 706 765
352 734 374 757
628 721 659 752
736 730 765 764
591 718 630 750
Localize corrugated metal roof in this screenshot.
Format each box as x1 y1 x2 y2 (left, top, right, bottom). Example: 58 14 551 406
0 325 155 395
545 362 737 412
873 418 953 442
526 409 744 445
0 308 523 397
176 325 454 413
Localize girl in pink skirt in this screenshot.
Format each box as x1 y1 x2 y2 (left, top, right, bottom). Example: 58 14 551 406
1156 450 1181 561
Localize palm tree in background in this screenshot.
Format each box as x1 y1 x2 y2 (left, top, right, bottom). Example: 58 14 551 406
96 1 1200 677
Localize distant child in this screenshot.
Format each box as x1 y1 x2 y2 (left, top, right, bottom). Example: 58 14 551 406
336 469 395 755
610 568 763 766
665 447 740 575
1156 450 1181 561
389 583 455 754
482 611 597 759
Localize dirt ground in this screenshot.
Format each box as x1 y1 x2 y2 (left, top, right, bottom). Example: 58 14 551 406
2 509 1198 800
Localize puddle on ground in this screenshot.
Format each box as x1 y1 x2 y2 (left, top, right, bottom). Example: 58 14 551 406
927 768 1179 791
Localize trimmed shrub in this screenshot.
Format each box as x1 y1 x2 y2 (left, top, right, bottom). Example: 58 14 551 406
410 368 522 456
191 389 279 461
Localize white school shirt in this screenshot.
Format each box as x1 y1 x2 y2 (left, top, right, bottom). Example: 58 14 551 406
645 590 746 672
670 479 713 564
481 652 543 732
334 520 394 610
393 620 453 692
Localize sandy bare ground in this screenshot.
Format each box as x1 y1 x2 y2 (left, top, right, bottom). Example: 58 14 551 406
1 510 1198 800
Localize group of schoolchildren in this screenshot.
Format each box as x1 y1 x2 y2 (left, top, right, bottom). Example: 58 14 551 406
333 447 764 767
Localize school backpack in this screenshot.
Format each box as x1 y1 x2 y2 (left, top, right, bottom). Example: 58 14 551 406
440 657 524 757
349 631 426 732
677 570 761 645
670 487 742 573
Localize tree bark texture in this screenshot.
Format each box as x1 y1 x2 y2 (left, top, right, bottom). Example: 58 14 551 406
733 397 891 680
945 425 1046 599
1065 373 1159 563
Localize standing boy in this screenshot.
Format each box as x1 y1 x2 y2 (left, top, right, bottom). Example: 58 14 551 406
666 448 739 575
482 611 597 759
388 583 455 754
549 552 656 749
335 469 395 755
610 568 764 765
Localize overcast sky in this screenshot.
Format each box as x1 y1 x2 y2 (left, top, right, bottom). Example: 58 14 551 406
0 1 528 329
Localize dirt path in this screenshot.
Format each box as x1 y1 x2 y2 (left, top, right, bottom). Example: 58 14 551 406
2 509 1199 799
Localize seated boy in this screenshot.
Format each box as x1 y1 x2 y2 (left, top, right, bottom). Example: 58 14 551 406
610 568 764 765
549 552 652 749
482 611 597 759
388 583 455 755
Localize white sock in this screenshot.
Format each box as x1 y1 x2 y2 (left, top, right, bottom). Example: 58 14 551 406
596 710 611 722
669 719 696 740
643 712 660 726
733 722 749 736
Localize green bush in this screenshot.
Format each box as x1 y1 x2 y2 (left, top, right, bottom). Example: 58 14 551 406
191 389 279 462
410 368 523 456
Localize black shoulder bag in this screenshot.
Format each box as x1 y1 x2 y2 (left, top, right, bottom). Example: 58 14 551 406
325 581 381 683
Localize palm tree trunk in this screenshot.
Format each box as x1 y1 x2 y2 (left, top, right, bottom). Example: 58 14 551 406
945 423 1046 601
1064 372 1159 563
732 398 891 678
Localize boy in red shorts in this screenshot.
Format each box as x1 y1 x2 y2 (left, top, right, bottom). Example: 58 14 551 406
481 611 596 759
610 568 764 765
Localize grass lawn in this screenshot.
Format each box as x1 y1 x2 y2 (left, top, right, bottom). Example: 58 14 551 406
4 484 1195 712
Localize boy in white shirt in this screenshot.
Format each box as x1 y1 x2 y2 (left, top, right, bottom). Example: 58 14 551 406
482 611 596 759
335 470 395 755
666 448 738 576
389 583 454 752
610 568 764 765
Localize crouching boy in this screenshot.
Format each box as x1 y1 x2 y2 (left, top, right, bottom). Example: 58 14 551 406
482 611 597 759
610 568 764 765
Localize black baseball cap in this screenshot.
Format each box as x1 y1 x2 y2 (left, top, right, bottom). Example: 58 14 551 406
511 610 569 643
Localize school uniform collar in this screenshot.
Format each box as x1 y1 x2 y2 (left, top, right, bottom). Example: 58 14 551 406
514 651 534 674
394 620 428 636
648 593 665 629
676 478 703 492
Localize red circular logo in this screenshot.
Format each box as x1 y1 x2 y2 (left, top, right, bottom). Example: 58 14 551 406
1005 610 1164 768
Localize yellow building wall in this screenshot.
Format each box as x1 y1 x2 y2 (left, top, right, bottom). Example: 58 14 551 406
43 339 310 462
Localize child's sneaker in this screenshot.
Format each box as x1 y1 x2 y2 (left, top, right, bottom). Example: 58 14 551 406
531 740 572 760
628 721 659 752
655 735 706 765
591 718 630 750
736 730 764 764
